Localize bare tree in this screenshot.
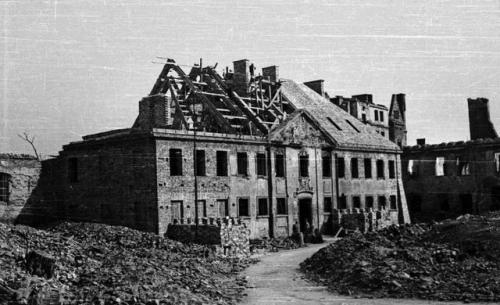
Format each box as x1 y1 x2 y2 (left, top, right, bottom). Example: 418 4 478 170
18 132 41 161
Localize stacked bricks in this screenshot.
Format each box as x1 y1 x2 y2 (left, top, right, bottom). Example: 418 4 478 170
166 217 250 258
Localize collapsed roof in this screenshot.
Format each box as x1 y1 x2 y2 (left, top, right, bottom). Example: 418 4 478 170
129 58 400 152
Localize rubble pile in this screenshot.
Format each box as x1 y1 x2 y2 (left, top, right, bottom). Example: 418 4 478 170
301 214 500 302
0 222 253 305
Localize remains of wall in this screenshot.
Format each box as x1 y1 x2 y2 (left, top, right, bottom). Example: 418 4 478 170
0 154 41 224
166 217 250 258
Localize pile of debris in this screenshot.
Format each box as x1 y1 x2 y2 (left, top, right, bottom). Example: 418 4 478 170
300 214 500 302
0 222 254 305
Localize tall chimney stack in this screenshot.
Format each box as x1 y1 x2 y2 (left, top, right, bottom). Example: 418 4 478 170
467 97 498 140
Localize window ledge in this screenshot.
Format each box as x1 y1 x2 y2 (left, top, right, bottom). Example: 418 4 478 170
257 175 268 179
276 214 288 217
256 215 269 218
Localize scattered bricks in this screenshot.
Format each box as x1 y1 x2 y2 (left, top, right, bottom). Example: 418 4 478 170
25 250 55 278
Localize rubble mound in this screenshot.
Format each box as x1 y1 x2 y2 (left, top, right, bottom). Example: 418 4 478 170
300 214 500 302
0 222 253 305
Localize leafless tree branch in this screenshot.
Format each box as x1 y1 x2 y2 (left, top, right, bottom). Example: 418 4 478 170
18 131 41 161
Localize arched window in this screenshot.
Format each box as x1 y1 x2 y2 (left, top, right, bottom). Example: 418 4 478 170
0 173 10 203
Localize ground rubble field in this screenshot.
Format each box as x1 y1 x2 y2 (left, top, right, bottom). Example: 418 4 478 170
300 212 500 303
0 222 255 305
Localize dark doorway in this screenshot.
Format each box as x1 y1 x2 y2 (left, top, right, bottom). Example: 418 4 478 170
460 194 473 214
491 187 500 211
298 198 313 232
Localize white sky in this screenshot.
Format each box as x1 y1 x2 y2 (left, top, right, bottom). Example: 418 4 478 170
2 0 500 155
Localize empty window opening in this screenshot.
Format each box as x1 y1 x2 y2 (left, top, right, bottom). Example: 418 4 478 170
435 157 446 176
327 117 342 131
324 197 332 213
0 173 10 203
256 153 267 176
408 194 422 213
337 157 345 178
376 160 385 179
361 113 367 123
408 159 418 177
257 198 268 216
275 153 285 177
351 158 359 178
237 152 248 176
390 195 397 210
322 150 332 178
345 119 360 133
364 158 372 178
374 111 379 121
277 197 287 215
495 152 500 173
439 194 450 211
380 111 384 122
238 198 249 217
170 200 184 224
216 199 228 217
378 196 387 210
381 131 385 136
457 157 470 176
299 153 309 177
353 196 361 209
195 150 206 176
365 196 374 209
216 151 228 176
170 149 183 176
68 158 78 182
389 160 395 178
338 194 347 209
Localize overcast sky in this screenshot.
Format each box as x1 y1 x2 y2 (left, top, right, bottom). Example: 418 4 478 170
2 0 500 155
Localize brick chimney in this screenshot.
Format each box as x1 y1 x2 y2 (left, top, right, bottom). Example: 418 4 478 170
262 65 279 82
232 59 250 96
303 80 325 97
132 95 170 129
468 97 498 140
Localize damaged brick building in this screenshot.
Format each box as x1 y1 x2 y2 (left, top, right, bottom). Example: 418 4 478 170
403 97 500 222
27 59 410 238
0 154 40 223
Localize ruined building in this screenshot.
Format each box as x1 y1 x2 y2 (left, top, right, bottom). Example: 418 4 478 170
328 93 407 148
0 154 40 223
403 97 500 222
24 59 410 237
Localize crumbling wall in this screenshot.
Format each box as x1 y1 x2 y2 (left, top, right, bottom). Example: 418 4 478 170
0 154 41 224
337 208 399 233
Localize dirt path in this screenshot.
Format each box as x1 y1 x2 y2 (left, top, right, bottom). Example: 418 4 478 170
239 238 491 305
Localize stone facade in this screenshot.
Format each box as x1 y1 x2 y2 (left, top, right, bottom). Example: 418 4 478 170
0 154 41 223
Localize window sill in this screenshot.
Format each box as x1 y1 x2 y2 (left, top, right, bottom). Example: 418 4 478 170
276 214 288 217
257 175 268 179
239 216 250 219
256 215 269 218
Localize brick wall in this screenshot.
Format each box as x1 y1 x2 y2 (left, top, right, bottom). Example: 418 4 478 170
0 154 41 224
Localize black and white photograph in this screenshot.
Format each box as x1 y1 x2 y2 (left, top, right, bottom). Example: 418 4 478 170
1 1 500 304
